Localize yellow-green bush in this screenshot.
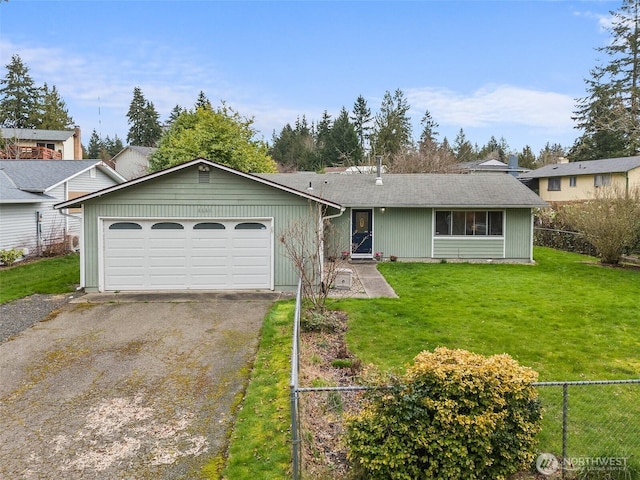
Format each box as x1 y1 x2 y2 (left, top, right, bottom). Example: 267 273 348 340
345 347 542 479
0 248 24 266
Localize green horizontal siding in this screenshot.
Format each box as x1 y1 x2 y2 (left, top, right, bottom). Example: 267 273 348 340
433 238 504 259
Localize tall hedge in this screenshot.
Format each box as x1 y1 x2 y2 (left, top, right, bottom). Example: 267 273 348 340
345 347 542 480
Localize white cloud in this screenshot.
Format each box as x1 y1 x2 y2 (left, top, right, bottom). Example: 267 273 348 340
406 84 575 132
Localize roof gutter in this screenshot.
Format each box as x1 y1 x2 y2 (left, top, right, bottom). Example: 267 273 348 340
322 206 346 221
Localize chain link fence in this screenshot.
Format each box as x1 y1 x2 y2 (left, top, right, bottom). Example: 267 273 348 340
290 281 640 479
291 381 640 479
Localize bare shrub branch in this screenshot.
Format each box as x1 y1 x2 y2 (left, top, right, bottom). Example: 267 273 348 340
279 202 350 311
561 185 640 264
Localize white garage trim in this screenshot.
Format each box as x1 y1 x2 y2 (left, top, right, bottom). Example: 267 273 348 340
98 217 274 292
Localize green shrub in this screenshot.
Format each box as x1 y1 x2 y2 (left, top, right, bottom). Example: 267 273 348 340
0 248 24 266
345 347 542 480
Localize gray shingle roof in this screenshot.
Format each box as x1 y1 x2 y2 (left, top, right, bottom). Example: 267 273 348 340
519 156 640 179
0 128 75 142
0 160 106 193
258 172 547 208
0 169 54 202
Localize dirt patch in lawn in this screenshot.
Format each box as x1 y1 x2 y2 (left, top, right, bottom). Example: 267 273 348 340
298 311 364 479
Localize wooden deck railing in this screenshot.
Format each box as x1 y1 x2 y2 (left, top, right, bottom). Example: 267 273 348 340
0 146 63 160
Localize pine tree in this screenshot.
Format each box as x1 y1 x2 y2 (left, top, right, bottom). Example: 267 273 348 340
39 83 74 130
517 146 537 170
195 91 212 110
86 129 102 159
126 87 162 146
0 54 42 128
167 104 185 128
453 129 475 162
104 135 124 158
329 107 362 166
572 0 640 159
371 89 412 157
351 95 372 156
478 136 509 161
315 110 333 168
418 109 439 152
538 142 566 166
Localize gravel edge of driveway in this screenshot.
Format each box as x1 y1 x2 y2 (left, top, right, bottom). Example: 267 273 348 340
0 292 84 343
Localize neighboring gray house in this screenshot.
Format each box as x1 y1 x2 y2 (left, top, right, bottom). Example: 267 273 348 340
111 146 157 180
452 155 531 177
55 158 546 293
0 160 125 257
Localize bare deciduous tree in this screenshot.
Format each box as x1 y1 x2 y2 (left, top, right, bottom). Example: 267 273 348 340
387 145 457 174
279 202 351 311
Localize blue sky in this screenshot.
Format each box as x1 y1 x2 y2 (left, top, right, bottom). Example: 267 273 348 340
0 0 620 155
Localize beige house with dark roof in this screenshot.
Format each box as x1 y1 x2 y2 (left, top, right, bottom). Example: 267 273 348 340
519 156 640 204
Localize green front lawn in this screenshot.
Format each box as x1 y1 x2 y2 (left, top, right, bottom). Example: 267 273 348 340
341 247 640 381
337 247 640 474
0 254 80 304
224 247 640 478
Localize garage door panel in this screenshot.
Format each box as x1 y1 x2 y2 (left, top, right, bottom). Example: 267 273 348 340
107 275 146 289
148 257 186 268
192 257 228 267
104 219 271 291
232 256 269 267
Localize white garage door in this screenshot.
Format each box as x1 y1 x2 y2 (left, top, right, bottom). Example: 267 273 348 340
103 219 272 291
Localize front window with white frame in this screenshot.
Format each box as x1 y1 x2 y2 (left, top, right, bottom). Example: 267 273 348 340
435 210 504 236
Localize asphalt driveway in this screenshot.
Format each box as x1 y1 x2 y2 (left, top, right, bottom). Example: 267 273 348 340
0 291 282 479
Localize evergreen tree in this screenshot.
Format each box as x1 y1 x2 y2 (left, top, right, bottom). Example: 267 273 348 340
104 134 124 158
418 109 439 152
329 107 362 166
86 129 102 159
167 104 185 127
351 95 372 156
39 83 74 130
478 136 510 161
371 89 412 157
195 90 212 110
0 54 42 128
572 0 640 159
453 128 475 162
315 110 333 168
517 145 537 170
269 117 317 171
126 87 162 146
538 142 567 166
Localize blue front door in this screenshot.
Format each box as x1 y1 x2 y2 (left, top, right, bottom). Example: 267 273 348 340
351 209 373 256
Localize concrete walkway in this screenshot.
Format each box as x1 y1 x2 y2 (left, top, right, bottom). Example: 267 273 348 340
350 262 398 298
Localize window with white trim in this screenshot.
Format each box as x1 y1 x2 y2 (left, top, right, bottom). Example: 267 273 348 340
435 211 503 236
